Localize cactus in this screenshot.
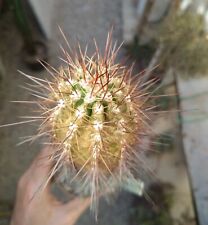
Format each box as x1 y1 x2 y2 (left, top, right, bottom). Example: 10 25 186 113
2 32 155 216
158 12 208 76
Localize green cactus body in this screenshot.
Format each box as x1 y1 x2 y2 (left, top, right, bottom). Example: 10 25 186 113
50 65 141 173
7 34 153 215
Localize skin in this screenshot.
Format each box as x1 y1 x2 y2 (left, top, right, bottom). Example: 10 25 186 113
10 147 90 225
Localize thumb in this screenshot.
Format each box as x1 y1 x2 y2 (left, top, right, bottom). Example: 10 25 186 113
60 197 91 224
26 147 55 190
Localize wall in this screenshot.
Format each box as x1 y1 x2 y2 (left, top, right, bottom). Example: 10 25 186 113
28 0 55 38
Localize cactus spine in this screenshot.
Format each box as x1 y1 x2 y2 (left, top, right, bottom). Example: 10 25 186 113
9 32 153 215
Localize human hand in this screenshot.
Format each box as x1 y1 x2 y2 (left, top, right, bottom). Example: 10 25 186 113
10 147 90 225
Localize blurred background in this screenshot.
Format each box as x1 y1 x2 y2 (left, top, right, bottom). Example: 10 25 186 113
0 0 208 224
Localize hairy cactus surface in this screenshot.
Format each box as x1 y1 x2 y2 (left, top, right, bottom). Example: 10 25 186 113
2 31 156 215
158 11 208 76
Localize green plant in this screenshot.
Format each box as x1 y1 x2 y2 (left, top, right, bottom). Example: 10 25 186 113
8 0 32 48
158 11 208 76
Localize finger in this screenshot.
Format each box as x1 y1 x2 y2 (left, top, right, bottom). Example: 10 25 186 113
63 197 90 214
30 147 53 175
60 197 91 225
25 147 55 190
